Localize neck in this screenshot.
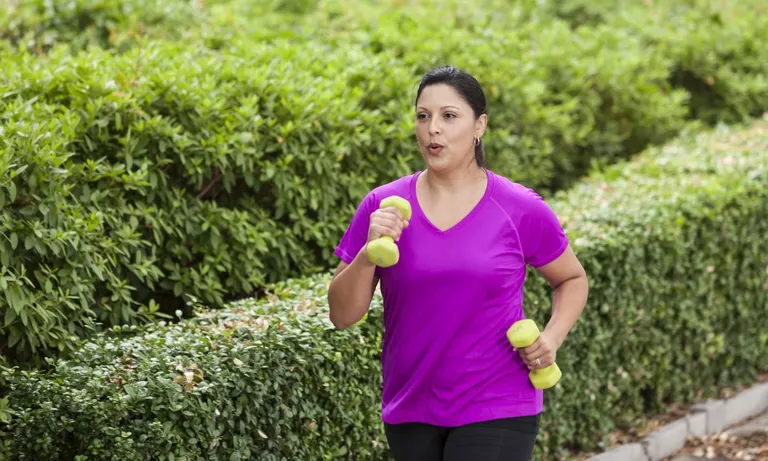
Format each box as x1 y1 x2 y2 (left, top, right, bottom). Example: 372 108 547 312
422 163 486 195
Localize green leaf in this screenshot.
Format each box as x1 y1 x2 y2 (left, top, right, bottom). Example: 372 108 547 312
5 305 17 326
7 327 21 348
5 285 22 313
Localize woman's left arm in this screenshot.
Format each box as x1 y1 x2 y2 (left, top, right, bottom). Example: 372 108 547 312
536 245 589 349
517 245 589 370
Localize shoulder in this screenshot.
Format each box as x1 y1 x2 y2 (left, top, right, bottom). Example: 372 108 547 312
488 171 568 265
487 170 550 218
357 171 418 207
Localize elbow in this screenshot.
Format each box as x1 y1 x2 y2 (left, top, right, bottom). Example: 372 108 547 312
329 310 351 330
327 295 358 331
329 310 361 330
327 288 347 330
327 279 368 330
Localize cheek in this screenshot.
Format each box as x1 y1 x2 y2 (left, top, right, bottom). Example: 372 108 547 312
447 123 475 145
415 124 430 142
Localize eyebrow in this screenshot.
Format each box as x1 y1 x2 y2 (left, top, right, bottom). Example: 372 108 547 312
416 105 461 111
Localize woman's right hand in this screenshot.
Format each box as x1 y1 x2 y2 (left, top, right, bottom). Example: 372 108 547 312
368 206 409 243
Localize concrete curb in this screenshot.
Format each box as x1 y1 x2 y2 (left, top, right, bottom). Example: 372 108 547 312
588 381 768 461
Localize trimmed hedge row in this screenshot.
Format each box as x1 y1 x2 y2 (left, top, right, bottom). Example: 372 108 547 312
0 0 202 54
2 118 766 460
0 12 692 365
7 0 768 193
0 96 166 366
2 0 767 367
0 39 417 365
599 0 768 126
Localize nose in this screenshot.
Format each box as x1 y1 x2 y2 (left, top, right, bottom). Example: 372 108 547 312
428 116 441 136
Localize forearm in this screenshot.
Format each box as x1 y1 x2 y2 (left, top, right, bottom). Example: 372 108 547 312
543 275 589 348
327 248 378 329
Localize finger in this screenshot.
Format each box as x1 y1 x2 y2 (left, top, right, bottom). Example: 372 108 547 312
382 208 410 229
381 206 403 221
373 211 404 227
521 339 543 356
371 223 400 240
370 209 401 225
518 346 548 367
528 354 554 370
526 345 551 364
371 216 401 230
376 218 405 238
526 355 545 370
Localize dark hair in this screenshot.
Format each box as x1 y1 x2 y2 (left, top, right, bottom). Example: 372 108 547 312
415 66 488 167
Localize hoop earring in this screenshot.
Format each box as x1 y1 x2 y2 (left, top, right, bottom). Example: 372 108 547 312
474 137 480 146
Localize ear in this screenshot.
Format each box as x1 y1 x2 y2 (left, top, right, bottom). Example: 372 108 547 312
475 114 487 139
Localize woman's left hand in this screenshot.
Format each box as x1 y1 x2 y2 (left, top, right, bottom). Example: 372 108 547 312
515 330 559 370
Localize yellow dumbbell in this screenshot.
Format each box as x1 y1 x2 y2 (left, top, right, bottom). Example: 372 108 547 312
506 319 562 389
366 196 412 267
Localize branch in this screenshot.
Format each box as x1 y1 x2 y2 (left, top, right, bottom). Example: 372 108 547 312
196 169 222 200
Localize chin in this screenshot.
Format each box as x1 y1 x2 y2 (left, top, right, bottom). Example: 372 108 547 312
423 156 453 172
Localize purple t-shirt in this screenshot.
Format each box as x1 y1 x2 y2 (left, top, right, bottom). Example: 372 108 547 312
334 169 569 426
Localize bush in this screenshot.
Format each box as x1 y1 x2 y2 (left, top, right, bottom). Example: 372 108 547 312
0 95 166 366
3 0 767 367
604 0 768 125
0 18 690 365
1 276 389 460
542 0 768 126
0 38 419 365
0 0 201 54
319 6 689 193
3 117 766 460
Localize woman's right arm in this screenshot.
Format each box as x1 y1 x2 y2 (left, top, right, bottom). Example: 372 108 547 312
327 250 379 330
327 204 407 330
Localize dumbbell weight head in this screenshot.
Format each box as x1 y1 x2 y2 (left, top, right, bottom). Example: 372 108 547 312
366 196 412 267
530 363 562 389
506 319 540 349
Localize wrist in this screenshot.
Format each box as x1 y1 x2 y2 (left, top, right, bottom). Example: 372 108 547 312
355 245 376 269
543 324 567 349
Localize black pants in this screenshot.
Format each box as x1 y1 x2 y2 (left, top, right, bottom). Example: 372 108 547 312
383 414 540 461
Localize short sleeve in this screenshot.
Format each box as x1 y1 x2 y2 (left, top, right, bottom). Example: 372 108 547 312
333 191 377 264
519 189 569 268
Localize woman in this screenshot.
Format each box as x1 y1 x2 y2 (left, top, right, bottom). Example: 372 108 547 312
327 66 589 461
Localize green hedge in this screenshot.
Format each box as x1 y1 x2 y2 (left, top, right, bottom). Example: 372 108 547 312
0 95 167 366
3 118 766 460
0 39 418 365
2 0 767 367
0 15 691 365
327 8 689 193
0 0 202 54
542 0 768 126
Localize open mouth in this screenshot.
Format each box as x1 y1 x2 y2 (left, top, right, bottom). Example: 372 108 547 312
427 143 443 155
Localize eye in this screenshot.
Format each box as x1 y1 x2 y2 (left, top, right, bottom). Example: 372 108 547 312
444 112 457 119
416 113 429 120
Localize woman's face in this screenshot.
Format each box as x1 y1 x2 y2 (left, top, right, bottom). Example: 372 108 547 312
415 83 486 172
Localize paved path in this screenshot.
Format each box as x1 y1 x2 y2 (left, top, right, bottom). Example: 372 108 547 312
668 411 767 461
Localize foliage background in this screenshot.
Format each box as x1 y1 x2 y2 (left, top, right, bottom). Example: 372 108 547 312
1 0 767 459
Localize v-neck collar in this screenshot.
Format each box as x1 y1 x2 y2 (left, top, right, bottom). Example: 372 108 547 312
410 168 494 235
